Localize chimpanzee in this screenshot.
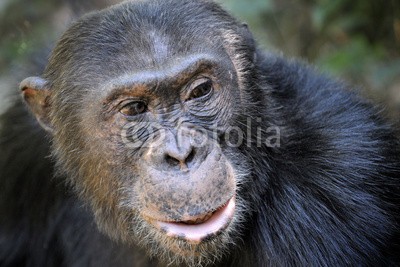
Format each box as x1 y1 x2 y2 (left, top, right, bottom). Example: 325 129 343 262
1 0 399 266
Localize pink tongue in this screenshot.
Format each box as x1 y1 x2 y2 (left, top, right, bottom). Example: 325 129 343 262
156 198 235 244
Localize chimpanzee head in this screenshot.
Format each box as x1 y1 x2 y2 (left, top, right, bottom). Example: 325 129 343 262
20 0 260 265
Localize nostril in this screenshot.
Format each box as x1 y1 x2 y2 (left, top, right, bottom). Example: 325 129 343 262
165 155 180 166
164 149 196 170
185 149 195 166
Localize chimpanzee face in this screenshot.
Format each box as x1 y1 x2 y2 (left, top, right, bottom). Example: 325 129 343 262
20 1 257 265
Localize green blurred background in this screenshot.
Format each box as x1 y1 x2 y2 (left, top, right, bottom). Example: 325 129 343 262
1 0 399 120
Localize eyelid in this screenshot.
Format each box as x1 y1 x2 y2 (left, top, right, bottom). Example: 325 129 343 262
118 101 148 120
189 77 210 90
185 77 213 100
116 98 146 109
102 96 149 121
101 98 147 118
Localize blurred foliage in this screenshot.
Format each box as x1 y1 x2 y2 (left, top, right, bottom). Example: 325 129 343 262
0 0 118 74
1 0 400 116
0 0 58 73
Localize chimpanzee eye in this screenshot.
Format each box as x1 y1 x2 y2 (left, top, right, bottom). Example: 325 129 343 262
119 101 147 117
187 78 213 101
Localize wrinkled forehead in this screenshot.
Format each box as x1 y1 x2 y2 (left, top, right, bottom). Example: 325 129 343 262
53 15 229 85
111 26 227 74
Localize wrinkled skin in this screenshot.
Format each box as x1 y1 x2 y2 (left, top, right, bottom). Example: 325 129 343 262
1 0 399 266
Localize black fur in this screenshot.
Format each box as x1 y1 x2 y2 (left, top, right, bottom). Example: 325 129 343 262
1 0 400 266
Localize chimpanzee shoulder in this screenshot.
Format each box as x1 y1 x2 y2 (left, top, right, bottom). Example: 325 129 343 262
245 52 400 265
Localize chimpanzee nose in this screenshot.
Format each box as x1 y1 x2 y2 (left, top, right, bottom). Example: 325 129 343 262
164 144 195 171
147 130 197 171
163 130 196 171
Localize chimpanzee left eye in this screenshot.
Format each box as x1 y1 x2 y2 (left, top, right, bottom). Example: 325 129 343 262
187 78 213 101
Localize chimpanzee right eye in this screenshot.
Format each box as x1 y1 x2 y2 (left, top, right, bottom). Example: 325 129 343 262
119 101 147 117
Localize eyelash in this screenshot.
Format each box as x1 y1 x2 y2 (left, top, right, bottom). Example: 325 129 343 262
186 78 214 102
119 101 148 117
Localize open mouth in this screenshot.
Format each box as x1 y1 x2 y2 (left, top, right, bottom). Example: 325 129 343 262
151 197 235 244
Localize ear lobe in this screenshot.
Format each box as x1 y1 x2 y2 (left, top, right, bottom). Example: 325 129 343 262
20 77 54 133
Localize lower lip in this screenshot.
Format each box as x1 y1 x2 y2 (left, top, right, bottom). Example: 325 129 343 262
153 197 236 244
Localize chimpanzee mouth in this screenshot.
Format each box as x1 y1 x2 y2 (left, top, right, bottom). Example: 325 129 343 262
152 197 235 244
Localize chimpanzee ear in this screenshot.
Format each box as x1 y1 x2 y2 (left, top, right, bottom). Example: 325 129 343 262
240 23 256 60
20 77 54 133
